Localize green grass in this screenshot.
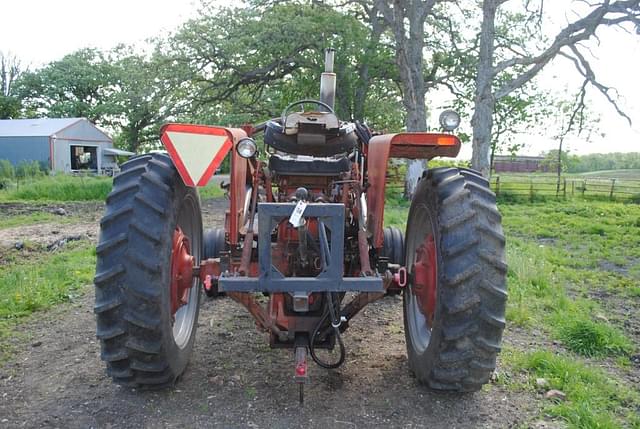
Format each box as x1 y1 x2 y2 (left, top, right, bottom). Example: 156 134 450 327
557 319 633 357
0 175 112 202
577 169 640 179
0 173 226 203
0 212 73 229
505 349 640 428
0 243 96 361
198 181 226 199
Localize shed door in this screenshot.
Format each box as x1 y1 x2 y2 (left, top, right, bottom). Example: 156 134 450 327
70 145 98 170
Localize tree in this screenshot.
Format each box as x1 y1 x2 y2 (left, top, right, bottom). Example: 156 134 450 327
108 47 193 152
15 48 117 123
471 0 640 177
0 51 24 119
353 1 475 197
168 3 401 130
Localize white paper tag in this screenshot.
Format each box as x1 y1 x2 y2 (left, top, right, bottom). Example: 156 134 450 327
289 200 308 227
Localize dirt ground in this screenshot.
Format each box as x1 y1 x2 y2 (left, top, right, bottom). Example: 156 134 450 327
0 202 102 250
0 199 548 428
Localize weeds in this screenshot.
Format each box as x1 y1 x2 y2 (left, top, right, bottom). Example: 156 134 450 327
557 318 633 357
0 175 112 202
0 173 227 203
0 242 95 361
508 350 640 428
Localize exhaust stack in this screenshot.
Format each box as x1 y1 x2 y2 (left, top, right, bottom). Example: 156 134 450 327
319 49 336 112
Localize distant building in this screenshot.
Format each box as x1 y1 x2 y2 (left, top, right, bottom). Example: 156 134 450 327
493 155 551 173
0 118 133 174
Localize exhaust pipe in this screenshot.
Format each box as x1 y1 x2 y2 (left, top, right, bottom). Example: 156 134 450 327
319 48 336 112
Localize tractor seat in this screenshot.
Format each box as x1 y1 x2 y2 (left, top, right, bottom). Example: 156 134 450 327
268 154 351 176
264 116 357 157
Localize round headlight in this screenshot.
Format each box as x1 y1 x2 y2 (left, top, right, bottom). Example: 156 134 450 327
439 109 461 131
236 138 257 158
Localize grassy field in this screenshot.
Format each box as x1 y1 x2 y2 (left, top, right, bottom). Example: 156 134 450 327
0 175 112 202
577 169 640 179
386 197 640 427
0 173 224 203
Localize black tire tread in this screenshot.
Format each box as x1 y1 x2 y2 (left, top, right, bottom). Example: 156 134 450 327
404 167 507 392
94 153 199 388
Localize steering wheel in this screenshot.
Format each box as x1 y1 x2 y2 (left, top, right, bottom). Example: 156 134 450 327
281 99 335 129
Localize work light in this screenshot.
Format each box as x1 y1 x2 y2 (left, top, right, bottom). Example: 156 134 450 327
237 138 257 158
439 110 461 131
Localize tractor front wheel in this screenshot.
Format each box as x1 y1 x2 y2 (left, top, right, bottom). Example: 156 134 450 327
94 153 202 387
403 167 507 391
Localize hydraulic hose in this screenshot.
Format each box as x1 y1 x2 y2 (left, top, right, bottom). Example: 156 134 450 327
309 293 346 369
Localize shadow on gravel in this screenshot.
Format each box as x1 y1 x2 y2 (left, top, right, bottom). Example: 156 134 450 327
0 294 538 428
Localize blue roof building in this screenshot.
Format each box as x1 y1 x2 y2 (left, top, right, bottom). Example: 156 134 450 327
0 118 132 173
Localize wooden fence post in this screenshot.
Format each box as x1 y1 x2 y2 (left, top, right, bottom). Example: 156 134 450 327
571 180 574 196
610 178 616 201
495 176 500 197
582 180 586 198
563 178 567 199
529 178 534 202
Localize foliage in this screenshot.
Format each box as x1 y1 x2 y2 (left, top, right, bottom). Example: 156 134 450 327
0 159 15 178
0 95 21 119
0 51 24 119
15 48 118 122
0 175 112 202
168 2 402 131
565 152 640 173
15 160 46 179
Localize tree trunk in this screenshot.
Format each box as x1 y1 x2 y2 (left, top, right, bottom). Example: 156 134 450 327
489 141 497 177
354 7 383 122
373 0 434 198
471 0 498 178
399 11 428 199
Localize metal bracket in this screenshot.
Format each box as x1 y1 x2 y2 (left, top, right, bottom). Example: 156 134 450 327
219 202 383 292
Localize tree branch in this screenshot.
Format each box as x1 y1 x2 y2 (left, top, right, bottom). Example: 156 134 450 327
559 47 632 125
494 0 640 100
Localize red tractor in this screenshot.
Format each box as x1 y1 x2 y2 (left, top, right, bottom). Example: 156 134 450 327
94 50 506 402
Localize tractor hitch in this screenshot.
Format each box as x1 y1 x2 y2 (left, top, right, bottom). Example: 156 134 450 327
294 346 308 404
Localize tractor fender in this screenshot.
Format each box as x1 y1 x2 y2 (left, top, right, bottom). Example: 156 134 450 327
365 132 461 249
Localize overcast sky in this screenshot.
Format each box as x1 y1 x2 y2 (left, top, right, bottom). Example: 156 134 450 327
1 0 638 158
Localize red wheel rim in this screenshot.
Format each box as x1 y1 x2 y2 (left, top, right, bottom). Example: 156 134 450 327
170 226 194 317
411 232 437 327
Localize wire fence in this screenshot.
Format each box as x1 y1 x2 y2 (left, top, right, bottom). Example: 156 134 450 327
383 166 640 203
490 175 640 202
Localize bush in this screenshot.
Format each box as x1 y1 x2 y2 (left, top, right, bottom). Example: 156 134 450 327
0 159 15 179
15 160 45 179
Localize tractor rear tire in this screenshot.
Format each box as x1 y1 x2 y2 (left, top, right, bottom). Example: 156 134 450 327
203 228 226 298
94 153 202 388
402 167 507 392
